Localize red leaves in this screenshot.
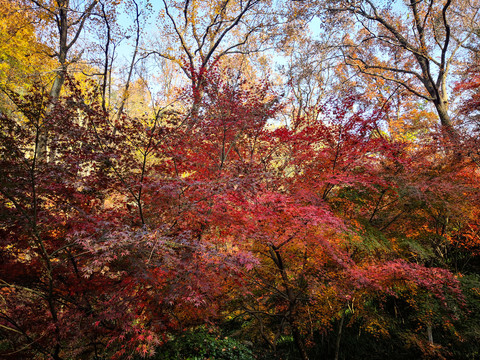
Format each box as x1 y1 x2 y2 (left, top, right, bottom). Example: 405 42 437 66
455 65 480 121
1 65 475 359
363 259 463 303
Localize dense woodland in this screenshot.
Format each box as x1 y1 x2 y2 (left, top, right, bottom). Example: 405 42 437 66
1 0 480 359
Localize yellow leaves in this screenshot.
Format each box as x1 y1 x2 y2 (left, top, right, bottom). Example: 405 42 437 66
362 317 390 338
104 193 128 210
472 287 480 297
4 243 34 263
0 1 52 74
0 4 35 78
0 0 55 111
181 170 196 178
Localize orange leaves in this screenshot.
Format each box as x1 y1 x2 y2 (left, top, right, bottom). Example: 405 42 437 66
451 221 480 255
362 317 391 338
3 36 480 357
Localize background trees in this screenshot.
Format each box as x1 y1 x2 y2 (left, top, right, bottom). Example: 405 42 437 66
320 0 480 137
1 0 480 359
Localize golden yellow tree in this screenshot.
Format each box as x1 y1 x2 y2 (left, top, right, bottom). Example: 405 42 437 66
0 0 53 112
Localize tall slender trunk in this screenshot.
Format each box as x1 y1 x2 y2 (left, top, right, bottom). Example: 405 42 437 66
35 0 98 161
427 325 434 345
334 314 345 360
116 0 140 121
268 244 310 360
38 0 69 162
292 325 310 360
38 66 67 162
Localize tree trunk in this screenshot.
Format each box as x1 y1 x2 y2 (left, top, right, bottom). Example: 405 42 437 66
268 244 310 360
38 0 69 162
292 325 310 360
38 66 67 162
334 314 345 360
427 325 434 345
434 97 457 140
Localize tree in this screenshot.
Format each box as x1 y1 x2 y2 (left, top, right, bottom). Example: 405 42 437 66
456 60 480 127
0 64 281 359
25 0 101 160
4 2 480 358
320 0 480 138
148 0 279 111
0 0 54 113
